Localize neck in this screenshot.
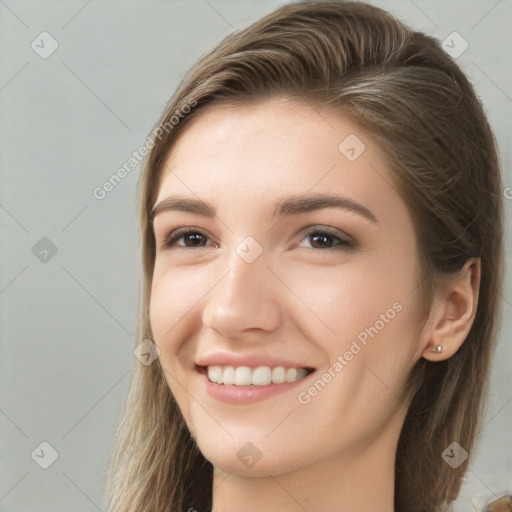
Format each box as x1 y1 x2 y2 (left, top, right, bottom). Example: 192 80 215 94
211 412 402 512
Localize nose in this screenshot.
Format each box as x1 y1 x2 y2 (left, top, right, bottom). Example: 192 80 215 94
201 242 281 339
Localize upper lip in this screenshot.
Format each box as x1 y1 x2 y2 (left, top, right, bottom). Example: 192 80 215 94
195 352 315 369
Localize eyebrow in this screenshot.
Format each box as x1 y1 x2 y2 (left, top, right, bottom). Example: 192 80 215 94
151 193 379 225
273 193 378 224
151 197 216 220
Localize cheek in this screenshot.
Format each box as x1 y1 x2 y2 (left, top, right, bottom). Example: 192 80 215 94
281 252 421 400
149 263 207 343
280 252 417 340
149 266 203 423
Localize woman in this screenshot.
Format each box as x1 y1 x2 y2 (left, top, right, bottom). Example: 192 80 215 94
105 1 504 511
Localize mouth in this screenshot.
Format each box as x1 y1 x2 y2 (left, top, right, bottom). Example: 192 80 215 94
197 364 316 386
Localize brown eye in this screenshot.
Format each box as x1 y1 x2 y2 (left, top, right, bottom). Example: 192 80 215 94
181 232 208 247
164 228 210 248
300 227 355 250
307 231 342 249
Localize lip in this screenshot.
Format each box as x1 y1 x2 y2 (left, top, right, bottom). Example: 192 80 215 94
196 365 316 405
195 351 314 370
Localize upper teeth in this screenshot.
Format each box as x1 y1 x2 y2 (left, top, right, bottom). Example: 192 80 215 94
207 365 309 386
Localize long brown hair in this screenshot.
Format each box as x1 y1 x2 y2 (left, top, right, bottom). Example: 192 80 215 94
105 2 504 511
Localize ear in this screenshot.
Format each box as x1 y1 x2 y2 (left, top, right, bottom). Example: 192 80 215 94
420 258 481 361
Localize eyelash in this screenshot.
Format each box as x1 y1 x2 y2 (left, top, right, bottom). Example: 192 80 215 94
162 226 355 251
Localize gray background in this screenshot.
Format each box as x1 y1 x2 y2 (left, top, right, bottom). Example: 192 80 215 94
0 1 510 511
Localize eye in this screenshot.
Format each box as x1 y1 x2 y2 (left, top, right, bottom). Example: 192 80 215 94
162 228 212 249
299 227 355 250
160 226 355 251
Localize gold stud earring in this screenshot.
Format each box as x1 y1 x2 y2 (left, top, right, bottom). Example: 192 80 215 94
432 345 443 353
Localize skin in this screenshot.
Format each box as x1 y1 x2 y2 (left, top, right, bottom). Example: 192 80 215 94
149 98 480 512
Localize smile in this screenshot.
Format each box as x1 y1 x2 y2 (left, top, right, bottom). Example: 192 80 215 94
205 365 314 386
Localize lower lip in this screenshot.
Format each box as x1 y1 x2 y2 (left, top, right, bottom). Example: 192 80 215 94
200 370 315 404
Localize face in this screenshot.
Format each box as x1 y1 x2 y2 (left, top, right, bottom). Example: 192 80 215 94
150 98 427 477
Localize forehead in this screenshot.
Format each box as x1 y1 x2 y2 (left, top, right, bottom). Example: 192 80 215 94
155 98 406 227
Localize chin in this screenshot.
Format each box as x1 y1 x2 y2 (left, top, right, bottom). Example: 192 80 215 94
197 434 307 478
